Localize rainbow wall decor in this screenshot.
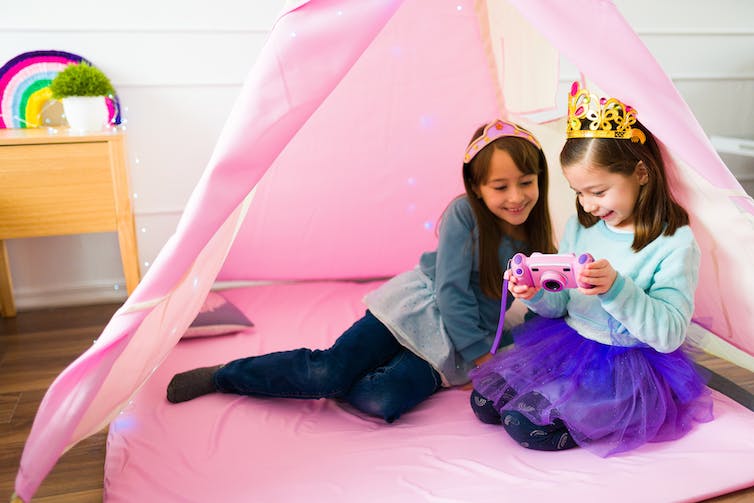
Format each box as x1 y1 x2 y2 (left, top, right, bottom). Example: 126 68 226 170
0 50 121 129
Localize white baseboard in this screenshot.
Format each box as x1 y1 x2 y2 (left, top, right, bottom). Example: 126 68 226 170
12 280 128 311
687 323 754 373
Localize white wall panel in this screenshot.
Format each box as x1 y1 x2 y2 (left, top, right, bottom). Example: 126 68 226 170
614 0 754 32
641 35 754 78
6 234 127 307
0 1 285 31
120 85 242 213
675 80 754 138
0 32 269 86
133 212 184 277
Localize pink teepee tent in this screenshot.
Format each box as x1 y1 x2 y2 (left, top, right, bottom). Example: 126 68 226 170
12 1 754 502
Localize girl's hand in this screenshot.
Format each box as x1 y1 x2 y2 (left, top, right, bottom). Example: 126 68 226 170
508 272 540 300
577 258 617 295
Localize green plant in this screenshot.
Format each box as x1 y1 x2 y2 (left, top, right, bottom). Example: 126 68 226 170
49 62 115 99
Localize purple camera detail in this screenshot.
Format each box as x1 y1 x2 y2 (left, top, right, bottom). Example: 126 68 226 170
510 252 594 292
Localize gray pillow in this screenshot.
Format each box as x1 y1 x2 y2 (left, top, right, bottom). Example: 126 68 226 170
183 291 254 338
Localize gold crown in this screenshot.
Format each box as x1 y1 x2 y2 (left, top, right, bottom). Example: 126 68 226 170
566 82 645 144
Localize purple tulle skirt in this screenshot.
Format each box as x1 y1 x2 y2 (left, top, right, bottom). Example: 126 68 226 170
470 316 714 456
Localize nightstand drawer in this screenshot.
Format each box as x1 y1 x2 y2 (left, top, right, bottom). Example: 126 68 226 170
0 141 117 238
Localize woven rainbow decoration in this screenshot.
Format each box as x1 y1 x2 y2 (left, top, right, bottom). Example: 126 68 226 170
0 50 121 129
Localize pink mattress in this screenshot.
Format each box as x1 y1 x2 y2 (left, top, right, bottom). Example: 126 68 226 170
105 281 754 502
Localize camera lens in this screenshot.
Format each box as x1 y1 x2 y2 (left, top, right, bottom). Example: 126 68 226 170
543 280 562 292
540 271 566 292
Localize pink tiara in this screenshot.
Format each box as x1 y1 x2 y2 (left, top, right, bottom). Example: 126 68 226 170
463 120 541 163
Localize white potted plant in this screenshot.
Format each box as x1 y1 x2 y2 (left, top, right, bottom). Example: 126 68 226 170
50 62 115 132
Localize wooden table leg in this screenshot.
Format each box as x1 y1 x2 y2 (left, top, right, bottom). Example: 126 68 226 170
117 221 141 295
110 135 141 295
0 240 17 317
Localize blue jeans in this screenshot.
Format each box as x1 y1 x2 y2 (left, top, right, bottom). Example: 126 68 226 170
214 310 442 422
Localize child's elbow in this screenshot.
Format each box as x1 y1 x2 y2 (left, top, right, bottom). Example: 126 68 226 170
650 324 687 353
653 339 684 353
650 303 691 353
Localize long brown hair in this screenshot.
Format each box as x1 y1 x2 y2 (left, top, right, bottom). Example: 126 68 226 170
463 123 556 299
559 120 688 251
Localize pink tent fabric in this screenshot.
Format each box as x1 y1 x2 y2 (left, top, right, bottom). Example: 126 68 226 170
12 0 754 501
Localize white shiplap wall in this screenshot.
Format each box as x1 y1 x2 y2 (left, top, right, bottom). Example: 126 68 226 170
615 0 754 138
1 0 752 310
0 0 287 308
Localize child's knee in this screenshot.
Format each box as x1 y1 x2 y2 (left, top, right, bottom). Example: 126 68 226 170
345 353 439 422
301 350 356 394
470 389 502 424
346 388 406 423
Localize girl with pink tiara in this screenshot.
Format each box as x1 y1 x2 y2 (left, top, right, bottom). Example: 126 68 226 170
470 83 714 456
167 120 555 423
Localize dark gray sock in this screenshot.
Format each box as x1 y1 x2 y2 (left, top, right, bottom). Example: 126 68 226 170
167 364 224 403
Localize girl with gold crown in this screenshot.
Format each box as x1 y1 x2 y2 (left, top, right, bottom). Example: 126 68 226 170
167 120 555 423
469 83 714 456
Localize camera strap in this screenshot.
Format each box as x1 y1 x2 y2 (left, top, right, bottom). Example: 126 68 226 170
489 264 511 355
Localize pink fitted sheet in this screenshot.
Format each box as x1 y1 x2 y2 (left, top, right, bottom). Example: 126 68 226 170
105 281 754 502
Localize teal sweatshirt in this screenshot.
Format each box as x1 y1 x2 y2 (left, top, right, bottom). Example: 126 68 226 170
523 216 700 353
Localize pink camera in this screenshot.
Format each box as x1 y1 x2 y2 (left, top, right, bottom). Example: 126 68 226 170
509 252 594 292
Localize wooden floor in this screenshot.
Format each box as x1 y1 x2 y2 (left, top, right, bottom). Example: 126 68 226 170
0 303 118 503
1 303 754 503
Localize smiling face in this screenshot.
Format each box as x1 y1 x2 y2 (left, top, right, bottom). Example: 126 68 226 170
475 148 539 233
563 159 648 231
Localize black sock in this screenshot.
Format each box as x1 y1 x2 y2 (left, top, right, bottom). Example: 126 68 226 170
166 364 223 403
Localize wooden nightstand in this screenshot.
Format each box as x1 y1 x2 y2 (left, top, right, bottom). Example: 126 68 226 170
0 128 140 317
